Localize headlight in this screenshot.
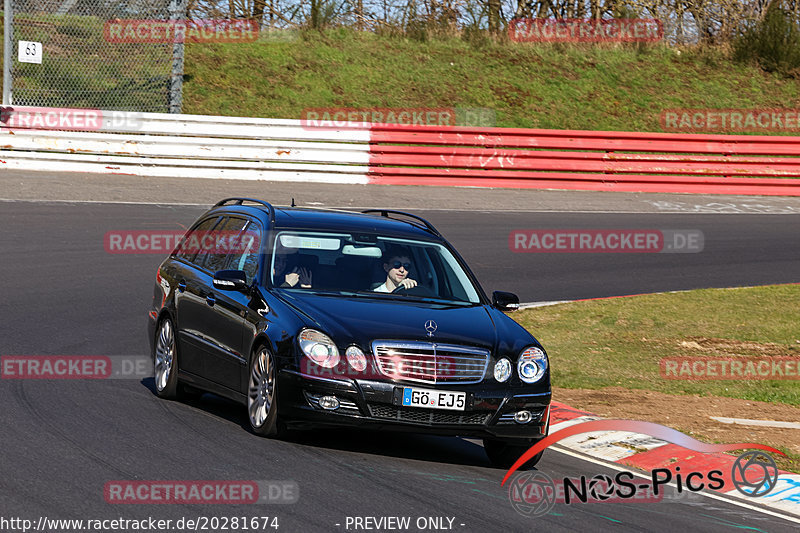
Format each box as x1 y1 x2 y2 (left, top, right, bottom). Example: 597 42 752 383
493 358 512 382
517 346 547 383
345 345 367 372
299 329 340 368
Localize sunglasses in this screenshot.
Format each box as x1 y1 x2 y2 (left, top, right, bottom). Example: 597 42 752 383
390 261 412 270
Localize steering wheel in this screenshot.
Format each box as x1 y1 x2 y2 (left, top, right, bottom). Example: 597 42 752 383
391 284 435 297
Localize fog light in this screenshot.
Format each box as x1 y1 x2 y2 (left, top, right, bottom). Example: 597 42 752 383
514 410 532 424
319 396 340 410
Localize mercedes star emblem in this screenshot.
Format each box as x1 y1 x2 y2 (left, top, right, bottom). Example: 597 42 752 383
425 320 438 337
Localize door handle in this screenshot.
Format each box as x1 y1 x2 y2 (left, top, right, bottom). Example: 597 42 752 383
177 280 187 293
206 294 216 307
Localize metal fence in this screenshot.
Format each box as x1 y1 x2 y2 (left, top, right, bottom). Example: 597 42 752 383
2 0 184 112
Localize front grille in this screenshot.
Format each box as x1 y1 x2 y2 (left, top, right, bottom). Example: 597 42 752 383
369 403 490 425
371 341 489 384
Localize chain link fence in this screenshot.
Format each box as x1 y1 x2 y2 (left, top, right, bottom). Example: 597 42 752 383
3 0 184 112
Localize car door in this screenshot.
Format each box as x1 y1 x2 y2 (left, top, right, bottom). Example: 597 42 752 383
220 220 264 393
189 216 251 391
174 215 223 378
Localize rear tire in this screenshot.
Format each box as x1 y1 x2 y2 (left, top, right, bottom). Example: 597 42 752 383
154 318 179 399
484 438 544 469
247 346 282 437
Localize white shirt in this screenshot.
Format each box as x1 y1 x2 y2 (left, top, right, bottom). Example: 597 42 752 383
374 282 390 293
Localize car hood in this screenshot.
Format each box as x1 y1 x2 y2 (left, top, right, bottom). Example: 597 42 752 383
276 291 504 350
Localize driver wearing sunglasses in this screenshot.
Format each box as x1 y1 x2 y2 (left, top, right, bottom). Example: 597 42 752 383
373 247 418 293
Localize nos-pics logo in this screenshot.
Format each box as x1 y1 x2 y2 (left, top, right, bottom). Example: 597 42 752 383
508 450 778 518
501 419 784 518
732 451 779 497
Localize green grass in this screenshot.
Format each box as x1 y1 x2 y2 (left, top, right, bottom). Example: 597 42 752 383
3 23 800 131
183 29 800 132
513 284 800 405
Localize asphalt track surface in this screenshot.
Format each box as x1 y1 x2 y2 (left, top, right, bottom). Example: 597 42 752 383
1 199 800 532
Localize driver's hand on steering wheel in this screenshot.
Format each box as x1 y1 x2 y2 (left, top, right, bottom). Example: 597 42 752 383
398 278 417 289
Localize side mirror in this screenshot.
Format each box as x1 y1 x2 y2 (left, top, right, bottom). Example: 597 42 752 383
492 291 520 312
213 270 249 292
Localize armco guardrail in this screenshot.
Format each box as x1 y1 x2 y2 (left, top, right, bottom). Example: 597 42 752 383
2 108 800 196
368 124 800 196
0 110 372 183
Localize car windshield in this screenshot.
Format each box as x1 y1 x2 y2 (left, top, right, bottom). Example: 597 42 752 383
270 231 481 304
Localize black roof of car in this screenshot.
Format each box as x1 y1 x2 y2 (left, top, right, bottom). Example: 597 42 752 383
209 198 443 241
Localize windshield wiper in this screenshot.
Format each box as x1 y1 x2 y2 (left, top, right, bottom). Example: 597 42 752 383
404 295 473 306
354 291 473 306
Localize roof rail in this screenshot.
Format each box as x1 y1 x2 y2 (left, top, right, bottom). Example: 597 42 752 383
214 197 275 224
362 209 441 237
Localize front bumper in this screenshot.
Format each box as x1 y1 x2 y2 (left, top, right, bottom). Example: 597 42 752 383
277 370 550 442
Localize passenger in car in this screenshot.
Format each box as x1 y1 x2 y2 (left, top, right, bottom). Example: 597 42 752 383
373 247 417 292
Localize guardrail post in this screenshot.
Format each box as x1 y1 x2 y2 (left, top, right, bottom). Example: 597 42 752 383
3 0 13 105
168 0 186 114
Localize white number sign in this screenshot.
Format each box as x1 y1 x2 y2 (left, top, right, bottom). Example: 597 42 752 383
18 41 43 64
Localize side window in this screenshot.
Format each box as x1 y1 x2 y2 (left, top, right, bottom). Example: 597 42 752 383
200 216 249 273
175 217 220 264
225 221 262 284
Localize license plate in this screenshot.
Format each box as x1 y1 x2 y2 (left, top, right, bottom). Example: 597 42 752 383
402 387 466 411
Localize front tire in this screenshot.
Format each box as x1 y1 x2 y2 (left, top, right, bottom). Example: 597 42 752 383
484 438 544 469
247 346 281 437
154 318 179 399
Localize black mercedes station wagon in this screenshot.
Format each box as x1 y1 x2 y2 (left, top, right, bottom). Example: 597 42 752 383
148 198 551 467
